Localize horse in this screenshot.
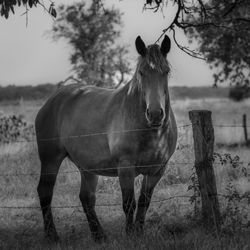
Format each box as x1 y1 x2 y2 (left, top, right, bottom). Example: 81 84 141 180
35 35 177 242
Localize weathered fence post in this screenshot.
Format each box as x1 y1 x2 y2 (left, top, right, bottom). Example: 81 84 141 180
189 110 221 230
243 114 248 143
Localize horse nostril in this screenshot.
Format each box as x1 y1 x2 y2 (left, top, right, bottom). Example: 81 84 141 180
160 108 164 119
146 108 164 124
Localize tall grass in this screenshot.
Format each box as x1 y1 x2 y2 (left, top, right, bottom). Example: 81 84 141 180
1 97 250 249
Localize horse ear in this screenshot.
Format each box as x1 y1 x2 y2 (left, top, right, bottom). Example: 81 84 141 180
135 36 147 56
160 35 171 56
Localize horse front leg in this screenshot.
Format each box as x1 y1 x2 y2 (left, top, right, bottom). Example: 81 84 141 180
118 158 136 234
135 171 164 233
79 172 106 242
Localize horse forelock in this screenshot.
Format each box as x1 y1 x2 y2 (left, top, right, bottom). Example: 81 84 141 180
128 44 171 95
145 45 171 74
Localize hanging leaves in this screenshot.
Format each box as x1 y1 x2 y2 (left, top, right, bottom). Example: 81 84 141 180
0 0 56 19
49 2 57 18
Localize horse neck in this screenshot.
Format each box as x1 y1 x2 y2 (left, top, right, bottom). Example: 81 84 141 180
116 80 146 125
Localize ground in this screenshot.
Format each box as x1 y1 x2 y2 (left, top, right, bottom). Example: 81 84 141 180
0 96 250 249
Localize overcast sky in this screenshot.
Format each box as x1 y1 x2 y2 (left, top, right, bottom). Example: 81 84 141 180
0 0 213 86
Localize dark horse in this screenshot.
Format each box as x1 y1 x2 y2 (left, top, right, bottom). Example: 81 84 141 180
35 35 177 242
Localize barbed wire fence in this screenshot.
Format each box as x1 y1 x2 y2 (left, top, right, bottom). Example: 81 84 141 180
0 123 194 211
0 115 250 226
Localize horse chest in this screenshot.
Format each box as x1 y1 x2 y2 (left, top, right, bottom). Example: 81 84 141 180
136 131 170 164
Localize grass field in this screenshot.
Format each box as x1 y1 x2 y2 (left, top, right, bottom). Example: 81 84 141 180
0 95 250 249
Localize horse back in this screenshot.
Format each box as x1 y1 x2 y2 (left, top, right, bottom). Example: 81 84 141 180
36 84 113 134
35 84 119 168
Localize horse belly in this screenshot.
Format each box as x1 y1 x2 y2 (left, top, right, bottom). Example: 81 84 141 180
64 136 119 176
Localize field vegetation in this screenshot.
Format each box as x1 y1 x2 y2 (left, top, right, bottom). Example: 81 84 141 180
0 89 250 249
0 84 230 102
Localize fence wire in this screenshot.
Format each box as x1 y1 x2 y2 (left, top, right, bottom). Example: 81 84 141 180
2 122 249 144
1 123 193 144
0 123 194 211
1 121 250 211
213 124 250 128
0 195 193 210
0 161 249 177
1 193 249 210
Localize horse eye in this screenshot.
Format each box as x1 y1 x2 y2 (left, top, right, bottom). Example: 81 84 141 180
139 71 144 77
162 71 168 77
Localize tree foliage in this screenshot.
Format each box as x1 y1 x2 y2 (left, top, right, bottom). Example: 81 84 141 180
185 0 250 87
51 2 130 87
0 0 56 19
145 0 250 87
0 84 56 101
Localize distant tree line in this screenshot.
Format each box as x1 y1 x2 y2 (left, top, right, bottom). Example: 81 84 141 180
0 84 230 102
0 84 56 101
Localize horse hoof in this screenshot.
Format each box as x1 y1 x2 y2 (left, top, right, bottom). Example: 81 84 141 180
126 224 135 236
45 231 60 244
93 232 107 243
135 224 144 236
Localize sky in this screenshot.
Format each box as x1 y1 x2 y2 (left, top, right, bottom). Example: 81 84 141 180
0 0 214 86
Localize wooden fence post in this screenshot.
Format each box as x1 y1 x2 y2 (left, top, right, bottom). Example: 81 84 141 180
243 114 248 143
189 110 221 230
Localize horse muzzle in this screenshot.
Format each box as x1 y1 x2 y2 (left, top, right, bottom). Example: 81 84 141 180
146 108 165 128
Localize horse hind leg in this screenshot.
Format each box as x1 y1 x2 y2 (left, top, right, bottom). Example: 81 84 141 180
37 148 66 242
79 171 106 242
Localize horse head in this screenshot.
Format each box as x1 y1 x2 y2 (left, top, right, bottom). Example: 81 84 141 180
133 35 171 127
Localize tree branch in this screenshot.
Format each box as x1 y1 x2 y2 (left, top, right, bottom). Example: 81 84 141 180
170 27 205 60
197 0 207 20
155 0 183 43
222 0 245 17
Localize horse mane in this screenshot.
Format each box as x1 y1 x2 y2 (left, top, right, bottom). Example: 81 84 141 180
128 44 171 95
